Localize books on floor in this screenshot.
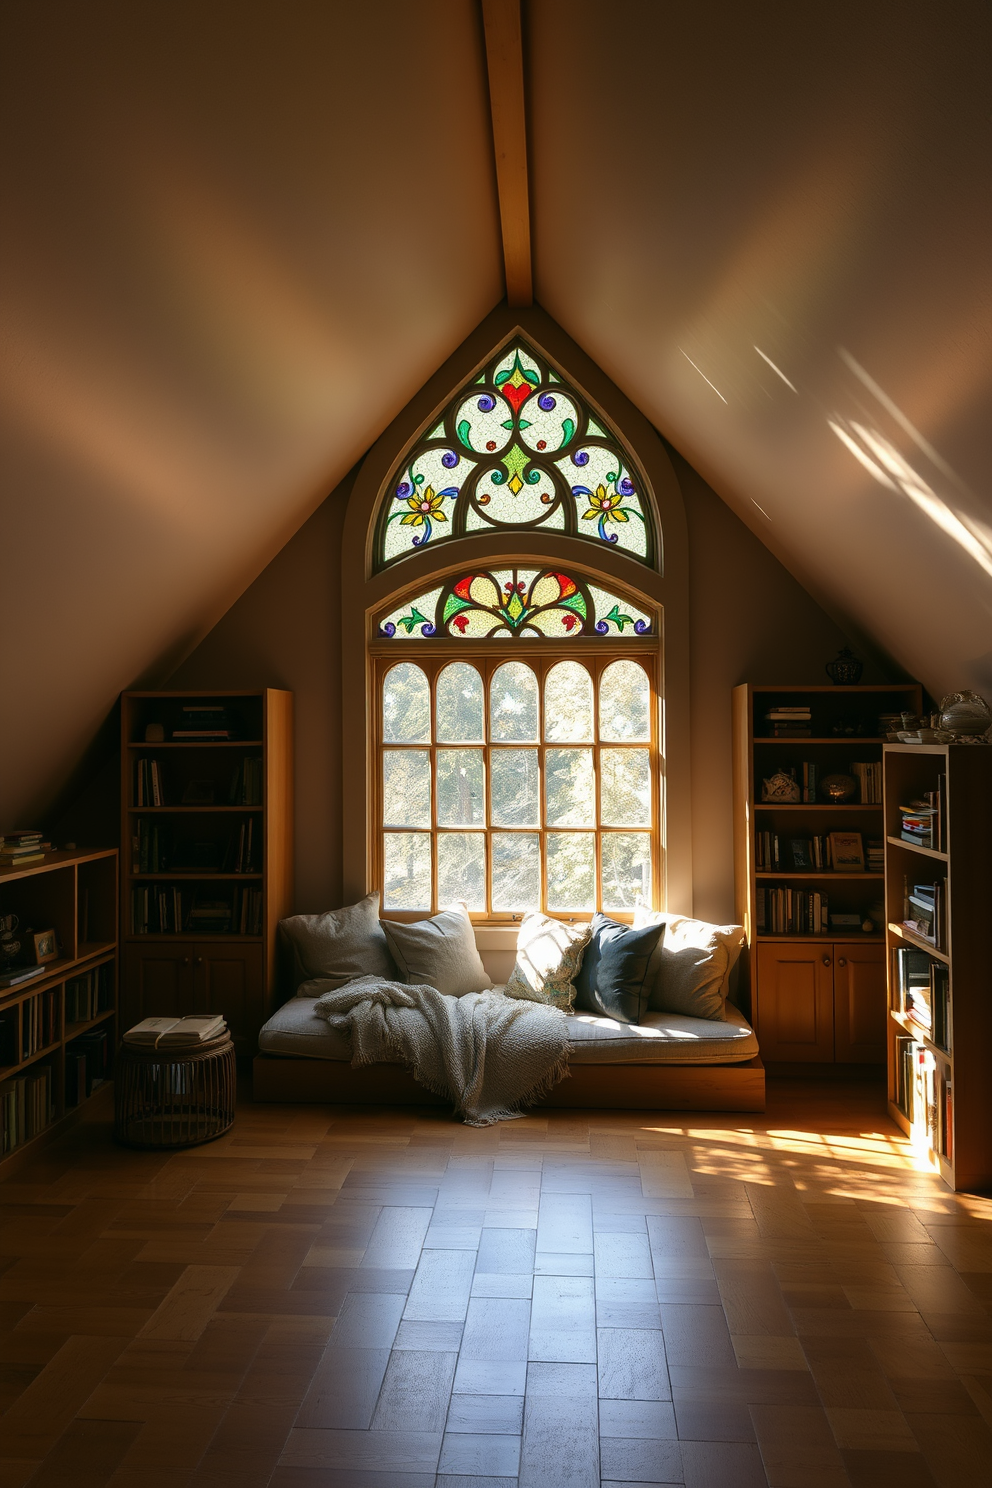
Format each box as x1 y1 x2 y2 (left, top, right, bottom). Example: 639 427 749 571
124 1015 227 1048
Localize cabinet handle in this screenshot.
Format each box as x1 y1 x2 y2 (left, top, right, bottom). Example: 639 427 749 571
838 957 847 967
194 957 203 966
822 955 831 967
181 957 190 966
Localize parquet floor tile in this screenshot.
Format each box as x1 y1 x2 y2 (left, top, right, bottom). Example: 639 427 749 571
3 1077 992 1486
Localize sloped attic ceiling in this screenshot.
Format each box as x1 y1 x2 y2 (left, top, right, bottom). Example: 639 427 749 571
2 0 990 826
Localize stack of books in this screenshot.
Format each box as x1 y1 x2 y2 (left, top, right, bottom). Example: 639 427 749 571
900 801 937 850
0 831 47 868
124 1014 227 1048
765 706 812 737
865 838 885 873
187 899 232 933
172 705 237 740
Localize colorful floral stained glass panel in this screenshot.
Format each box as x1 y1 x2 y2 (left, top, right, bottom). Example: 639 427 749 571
374 338 656 569
376 570 652 641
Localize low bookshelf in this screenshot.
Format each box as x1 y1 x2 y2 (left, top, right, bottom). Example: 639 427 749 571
0 848 118 1172
120 689 293 1054
733 682 922 1064
884 743 992 1191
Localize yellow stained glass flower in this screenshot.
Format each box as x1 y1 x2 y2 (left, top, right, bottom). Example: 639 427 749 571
581 484 629 523
400 485 449 526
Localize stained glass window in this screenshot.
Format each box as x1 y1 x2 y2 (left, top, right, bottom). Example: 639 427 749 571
377 569 653 640
378 657 656 916
376 340 655 568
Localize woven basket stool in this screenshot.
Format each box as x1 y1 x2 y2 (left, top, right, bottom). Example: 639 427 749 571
115 1033 236 1149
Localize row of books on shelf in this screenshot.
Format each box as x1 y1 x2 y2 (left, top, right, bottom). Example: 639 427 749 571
900 779 946 851
892 946 949 1050
757 887 829 935
20 988 58 1060
65 1029 111 1108
901 879 945 950
894 1035 952 1162
131 886 263 935
134 755 263 807
851 762 883 804
760 706 906 740
0 1065 54 1153
65 964 114 1025
131 818 259 874
755 831 883 873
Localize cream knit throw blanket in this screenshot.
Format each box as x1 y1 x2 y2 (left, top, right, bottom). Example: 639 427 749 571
307 976 571 1126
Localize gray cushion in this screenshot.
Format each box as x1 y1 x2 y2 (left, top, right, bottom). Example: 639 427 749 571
634 910 746 1020
279 892 396 992
258 992 758 1067
380 903 491 997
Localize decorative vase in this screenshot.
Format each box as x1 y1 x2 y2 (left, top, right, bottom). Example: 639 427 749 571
820 772 858 804
825 647 864 685
938 690 992 740
761 770 801 803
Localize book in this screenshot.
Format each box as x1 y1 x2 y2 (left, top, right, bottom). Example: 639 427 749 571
124 1015 226 1048
0 852 45 867
0 964 48 990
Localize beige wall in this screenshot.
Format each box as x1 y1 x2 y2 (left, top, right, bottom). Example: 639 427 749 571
167 450 874 924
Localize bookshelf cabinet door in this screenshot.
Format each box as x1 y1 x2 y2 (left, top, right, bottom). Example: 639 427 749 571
191 944 263 1055
833 943 886 1063
756 943 834 1062
122 945 194 1030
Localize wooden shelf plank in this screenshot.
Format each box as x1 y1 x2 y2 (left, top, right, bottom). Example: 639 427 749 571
126 741 263 749
127 806 264 813
753 803 882 811
755 872 883 880
65 1008 116 1039
887 1007 950 1064
886 834 948 862
886 921 950 964
0 1038 61 1079
754 737 890 744
128 873 263 881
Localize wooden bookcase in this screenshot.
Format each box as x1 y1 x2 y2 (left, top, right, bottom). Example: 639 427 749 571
884 743 992 1192
733 682 922 1064
0 848 118 1171
120 689 293 1054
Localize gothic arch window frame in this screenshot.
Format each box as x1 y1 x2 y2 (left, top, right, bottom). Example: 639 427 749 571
341 306 692 918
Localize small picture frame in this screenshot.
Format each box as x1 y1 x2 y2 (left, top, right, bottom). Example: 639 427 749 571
828 831 866 871
32 928 59 964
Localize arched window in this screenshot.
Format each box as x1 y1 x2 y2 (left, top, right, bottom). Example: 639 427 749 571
341 314 691 919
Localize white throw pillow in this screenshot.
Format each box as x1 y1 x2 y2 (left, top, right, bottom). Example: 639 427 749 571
280 892 396 992
504 911 593 1010
633 909 745 1021
380 902 491 997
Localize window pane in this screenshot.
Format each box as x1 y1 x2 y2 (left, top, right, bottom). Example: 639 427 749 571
438 833 486 910
544 661 593 742
383 833 432 910
383 662 430 742
491 749 540 826
600 748 651 826
599 660 650 742
383 750 431 827
545 748 595 826
601 834 652 911
436 662 484 742
492 832 541 911
547 833 596 910
490 661 539 742
437 749 485 826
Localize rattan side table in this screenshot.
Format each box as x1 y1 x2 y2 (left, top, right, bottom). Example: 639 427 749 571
115 1033 236 1149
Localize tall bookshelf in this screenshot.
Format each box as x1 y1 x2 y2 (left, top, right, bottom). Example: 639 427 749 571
0 849 118 1171
884 744 992 1192
733 682 922 1064
120 689 293 1055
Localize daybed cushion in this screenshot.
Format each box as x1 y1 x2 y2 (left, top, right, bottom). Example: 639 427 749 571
574 913 665 1024
280 892 396 991
504 910 592 1009
380 903 491 997
258 994 758 1067
634 909 746 1020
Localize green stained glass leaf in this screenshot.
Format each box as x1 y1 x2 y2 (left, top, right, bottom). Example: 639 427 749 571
561 417 575 444
456 418 472 448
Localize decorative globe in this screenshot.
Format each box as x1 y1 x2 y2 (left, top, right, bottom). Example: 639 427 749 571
820 772 858 803
938 690 992 739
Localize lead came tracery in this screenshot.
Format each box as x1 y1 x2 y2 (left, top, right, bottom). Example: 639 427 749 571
376 341 655 568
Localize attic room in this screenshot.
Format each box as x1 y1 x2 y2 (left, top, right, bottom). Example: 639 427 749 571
2 1 992 1484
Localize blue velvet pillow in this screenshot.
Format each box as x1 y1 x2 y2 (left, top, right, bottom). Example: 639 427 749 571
574 913 666 1024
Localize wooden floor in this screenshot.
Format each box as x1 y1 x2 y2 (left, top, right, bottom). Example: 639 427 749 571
2 1080 992 1488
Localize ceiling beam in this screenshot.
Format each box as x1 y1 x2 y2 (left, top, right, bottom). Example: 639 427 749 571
481 0 532 307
